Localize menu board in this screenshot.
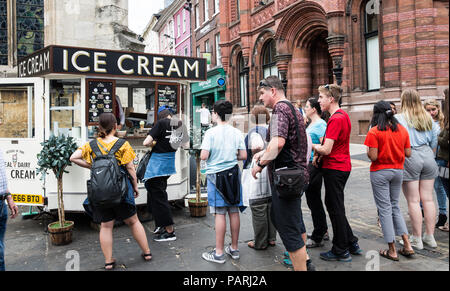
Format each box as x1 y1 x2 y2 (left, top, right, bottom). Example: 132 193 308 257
156 83 179 114
86 79 116 125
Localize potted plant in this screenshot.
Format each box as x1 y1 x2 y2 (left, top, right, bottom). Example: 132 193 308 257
187 126 208 217
37 134 78 245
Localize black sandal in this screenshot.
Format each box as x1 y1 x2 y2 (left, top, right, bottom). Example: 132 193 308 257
104 261 116 270
141 253 152 261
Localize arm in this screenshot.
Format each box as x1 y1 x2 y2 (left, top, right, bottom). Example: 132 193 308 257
312 138 335 156
125 161 139 197
405 148 412 158
70 149 92 169
200 150 210 161
237 149 247 161
251 137 285 179
6 190 18 219
367 147 378 162
143 135 154 147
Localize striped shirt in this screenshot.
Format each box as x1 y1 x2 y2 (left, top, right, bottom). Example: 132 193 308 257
0 150 8 195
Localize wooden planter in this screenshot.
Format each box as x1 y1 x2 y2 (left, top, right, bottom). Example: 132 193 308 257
48 221 74 246
188 200 208 217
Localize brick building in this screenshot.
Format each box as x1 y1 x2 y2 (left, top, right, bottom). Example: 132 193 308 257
219 0 449 142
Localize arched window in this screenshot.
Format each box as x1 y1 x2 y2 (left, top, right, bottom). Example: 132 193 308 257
262 39 278 78
238 53 247 107
364 1 380 91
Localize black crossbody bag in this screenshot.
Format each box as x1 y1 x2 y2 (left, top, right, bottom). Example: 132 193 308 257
272 101 308 200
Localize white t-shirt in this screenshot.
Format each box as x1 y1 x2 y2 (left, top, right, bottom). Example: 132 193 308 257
199 108 211 125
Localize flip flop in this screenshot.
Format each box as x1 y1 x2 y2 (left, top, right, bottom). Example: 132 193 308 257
247 241 268 250
398 248 415 257
141 253 152 261
104 260 116 270
379 250 399 262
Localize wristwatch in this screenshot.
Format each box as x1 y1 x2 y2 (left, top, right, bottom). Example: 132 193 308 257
256 160 266 169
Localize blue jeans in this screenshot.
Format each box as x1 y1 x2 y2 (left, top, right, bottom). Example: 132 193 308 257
0 202 7 271
435 159 448 215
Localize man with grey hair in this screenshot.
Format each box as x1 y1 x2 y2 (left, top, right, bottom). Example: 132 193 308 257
252 76 312 271
0 149 19 271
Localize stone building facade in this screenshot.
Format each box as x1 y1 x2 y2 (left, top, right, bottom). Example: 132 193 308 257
219 0 449 142
0 0 144 77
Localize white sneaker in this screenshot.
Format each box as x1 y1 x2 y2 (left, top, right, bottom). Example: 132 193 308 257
400 235 423 250
422 233 437 248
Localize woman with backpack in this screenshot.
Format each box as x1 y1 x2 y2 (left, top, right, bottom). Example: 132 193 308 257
70 113 152 270
364 101 415 261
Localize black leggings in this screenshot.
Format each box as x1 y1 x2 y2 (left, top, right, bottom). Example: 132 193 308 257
145 176 174 228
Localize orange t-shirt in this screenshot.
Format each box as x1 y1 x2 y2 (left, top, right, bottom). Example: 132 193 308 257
364 125 411 172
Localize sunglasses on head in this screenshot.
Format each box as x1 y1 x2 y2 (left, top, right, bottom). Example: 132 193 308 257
259 80 273 89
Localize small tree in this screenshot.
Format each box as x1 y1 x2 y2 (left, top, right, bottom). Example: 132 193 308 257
188 125 209 203
37 134 78 228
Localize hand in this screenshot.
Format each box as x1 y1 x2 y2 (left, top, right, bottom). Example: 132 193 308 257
252 151 264 162
6 196 19 219
133 185 139 198
312 155 322 168
252 164 262 180
117 124 123 131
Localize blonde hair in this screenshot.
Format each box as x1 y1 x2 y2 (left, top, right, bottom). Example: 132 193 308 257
400 89 433 132
318 84 343 104
423 98 445 129
444 88 449 131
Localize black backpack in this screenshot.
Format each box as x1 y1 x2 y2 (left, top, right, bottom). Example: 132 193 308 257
87 139 128 209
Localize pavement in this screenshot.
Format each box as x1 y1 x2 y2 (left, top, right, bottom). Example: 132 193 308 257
3 144 449 271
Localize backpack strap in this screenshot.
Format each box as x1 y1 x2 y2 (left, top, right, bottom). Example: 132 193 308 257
89 139 104 159
108 138 126 157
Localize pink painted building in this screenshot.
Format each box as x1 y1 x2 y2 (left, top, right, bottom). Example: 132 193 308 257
174 5 191 57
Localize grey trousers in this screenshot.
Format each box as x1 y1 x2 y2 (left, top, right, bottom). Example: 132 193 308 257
250 198 277 249
370 169 409 243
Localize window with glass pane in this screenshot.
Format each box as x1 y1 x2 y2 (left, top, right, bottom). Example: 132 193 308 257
0 0 7 65
16 0 44 60
0 85 35 138
214 0 219 14
364 2 380 90
204 0 209 22
236 0 240 20
215 33 221 66
262 40 278 78
239 54 247 107
50 80 81 136
195 5 200 28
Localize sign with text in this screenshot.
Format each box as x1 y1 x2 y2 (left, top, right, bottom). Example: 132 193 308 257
12 193 44 206
18 45 207 81
86 79 116 125
156 83 179 115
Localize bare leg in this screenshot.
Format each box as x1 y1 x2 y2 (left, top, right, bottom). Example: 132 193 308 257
124 214 151 259
100 220 115 267
402 181 422 237
289 246 308 271
215 214 226 255
229 212 240 250
419 179 437 236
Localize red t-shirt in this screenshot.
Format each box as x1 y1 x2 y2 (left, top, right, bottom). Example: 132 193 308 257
364 124 411 172
322 109 352 172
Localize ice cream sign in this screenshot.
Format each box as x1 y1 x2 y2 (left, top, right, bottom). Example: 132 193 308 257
4 150 36 180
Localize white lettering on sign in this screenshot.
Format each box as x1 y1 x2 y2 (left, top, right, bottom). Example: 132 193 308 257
94 52 107 73
72 50 91 72
18 50 50 77
153 57 164 76
167 58 182 77
184 60 199 78
138 56 151 76
118 54 135 75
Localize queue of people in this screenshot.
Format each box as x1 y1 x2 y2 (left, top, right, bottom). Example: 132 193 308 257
0 75 448 272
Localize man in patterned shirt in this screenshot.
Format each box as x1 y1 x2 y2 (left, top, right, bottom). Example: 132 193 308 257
0 149 19 271
252 76 311 271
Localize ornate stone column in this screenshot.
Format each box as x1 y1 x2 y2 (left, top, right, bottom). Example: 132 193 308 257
326 9 346 86
275 54 292 94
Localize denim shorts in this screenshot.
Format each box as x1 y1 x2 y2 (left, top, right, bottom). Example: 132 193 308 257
210 206 240 215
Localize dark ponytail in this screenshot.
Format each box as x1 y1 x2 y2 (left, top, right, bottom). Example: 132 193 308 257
370 100 399 132
97 113 117 138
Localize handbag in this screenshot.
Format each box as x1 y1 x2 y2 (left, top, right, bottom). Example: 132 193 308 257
242 161 272 207
438 166 449 179
136 150 153 182
272 101 308 200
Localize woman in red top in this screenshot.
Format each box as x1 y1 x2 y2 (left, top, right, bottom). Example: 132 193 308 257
364 101 415 261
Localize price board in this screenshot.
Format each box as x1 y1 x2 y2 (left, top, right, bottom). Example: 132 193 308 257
156 83 179 117
86 79 116 125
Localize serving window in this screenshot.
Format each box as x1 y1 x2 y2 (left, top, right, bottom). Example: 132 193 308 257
0 85 35 138
49 79 81 137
